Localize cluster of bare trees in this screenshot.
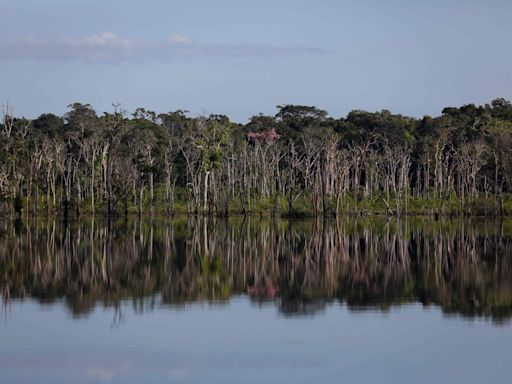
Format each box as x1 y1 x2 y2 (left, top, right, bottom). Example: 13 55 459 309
1 217 511 321
1 100 512 217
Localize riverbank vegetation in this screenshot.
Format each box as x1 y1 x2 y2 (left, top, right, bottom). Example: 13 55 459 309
1 99 512 217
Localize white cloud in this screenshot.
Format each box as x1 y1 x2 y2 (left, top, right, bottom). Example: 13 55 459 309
0 31 327 63
65 32 135 48
169 33 192 45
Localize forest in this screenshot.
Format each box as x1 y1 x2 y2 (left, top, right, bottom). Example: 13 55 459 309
1 98 512 218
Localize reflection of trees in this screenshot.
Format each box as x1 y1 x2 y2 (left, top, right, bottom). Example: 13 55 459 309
1 217 512 323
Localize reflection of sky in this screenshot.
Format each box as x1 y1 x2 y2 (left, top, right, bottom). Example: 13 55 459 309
1 297 511 383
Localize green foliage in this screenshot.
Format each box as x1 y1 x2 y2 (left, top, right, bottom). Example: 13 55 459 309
2 98 512 217
196 119 231 172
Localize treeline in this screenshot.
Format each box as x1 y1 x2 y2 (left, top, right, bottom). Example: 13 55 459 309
1 98 512 217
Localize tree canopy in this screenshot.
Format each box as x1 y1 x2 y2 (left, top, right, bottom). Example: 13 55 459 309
1 98 512 217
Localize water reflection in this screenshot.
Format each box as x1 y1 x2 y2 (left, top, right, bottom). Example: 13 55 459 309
1 217 511 323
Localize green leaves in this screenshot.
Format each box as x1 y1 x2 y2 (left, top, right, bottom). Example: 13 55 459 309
197 119 231 173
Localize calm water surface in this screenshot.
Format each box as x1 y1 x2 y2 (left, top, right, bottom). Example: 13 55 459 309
1 217 512 383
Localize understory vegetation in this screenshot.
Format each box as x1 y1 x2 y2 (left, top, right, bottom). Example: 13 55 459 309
1 99 512 217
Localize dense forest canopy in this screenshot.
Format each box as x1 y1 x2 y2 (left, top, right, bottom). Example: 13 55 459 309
1 98 512 217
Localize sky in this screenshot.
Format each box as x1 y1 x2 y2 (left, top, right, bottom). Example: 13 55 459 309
0 0 511 122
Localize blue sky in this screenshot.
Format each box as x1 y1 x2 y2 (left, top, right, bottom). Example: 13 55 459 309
0 0 511 122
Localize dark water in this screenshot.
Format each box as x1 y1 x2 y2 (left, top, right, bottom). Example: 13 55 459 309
1 217 512 383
